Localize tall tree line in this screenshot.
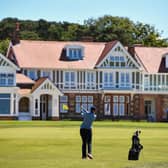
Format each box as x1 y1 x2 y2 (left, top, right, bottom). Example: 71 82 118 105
0 16 168 55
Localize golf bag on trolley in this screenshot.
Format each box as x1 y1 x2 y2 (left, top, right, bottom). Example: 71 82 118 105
128 130 143 160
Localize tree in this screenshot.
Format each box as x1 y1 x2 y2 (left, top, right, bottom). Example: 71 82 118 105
84 15 135 45
0 17 167 47
48 24 63 40
0 18 18 40
134 22 168 47
20 31 40 40
36 19 49 40
0 39 10 55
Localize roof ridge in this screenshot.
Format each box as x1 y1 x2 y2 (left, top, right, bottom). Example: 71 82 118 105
20 40 106 44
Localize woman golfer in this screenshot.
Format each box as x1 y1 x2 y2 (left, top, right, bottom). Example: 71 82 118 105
80 106 96 159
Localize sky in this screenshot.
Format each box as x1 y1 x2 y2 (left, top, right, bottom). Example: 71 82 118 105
0 0 168 38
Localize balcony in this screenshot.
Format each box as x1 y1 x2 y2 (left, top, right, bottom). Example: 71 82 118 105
55 82 140 92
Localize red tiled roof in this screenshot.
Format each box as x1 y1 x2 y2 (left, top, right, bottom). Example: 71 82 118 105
135 47 168 73
96 40 118 65
31 77 47 93
12 40 106 69
16 73 35 84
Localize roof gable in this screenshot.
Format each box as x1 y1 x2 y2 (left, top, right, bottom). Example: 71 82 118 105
0 53 19 71
135 47 168 73
96 41 140 69
31 77 63 96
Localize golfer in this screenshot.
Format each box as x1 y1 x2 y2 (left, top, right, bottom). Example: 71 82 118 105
80 106 96 159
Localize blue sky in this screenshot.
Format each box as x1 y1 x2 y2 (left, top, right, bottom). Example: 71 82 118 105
1 0 168 38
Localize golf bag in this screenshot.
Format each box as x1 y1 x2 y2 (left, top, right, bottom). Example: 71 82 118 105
128 131 143 160
128 147 141 160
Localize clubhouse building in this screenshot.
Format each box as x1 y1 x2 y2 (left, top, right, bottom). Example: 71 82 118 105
1 30 168 121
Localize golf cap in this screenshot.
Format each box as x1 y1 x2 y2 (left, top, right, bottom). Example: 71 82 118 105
90 106 96 111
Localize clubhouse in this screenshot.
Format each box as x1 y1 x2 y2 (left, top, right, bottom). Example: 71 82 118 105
1 28 168 121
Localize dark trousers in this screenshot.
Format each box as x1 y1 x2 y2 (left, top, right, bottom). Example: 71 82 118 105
80 128 92 158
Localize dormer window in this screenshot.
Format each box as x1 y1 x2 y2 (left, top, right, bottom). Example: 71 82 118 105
165 54 168 68
65 44 84 60
69 48 82 59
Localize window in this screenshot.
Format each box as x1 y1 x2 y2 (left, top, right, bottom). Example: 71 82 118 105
60 96 68 113
119 96 125 102
113 96 118 102
113 103 118 116
104 96 111 116
75 95 93 113
69 48 82 59
13 94 16 114
28 70 36 80
86 72 96 88
144 75 149 90
65 45 84 60
109 56 126 67
103 72 114 88
0 94 10 114
119 72 131 88
0 73 14 86
165 55 168 68
64 71 76 87
7 74 14 85
41 70 51 79
112 95 126 116
35 99 38 115
119 104 125 116
0 73 6 86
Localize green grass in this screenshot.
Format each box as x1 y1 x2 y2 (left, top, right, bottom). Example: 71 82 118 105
0 121 168 168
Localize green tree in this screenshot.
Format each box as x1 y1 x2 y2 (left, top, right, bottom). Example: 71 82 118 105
20 31 40 40
48 24 63 40
0 39 10 55
134 22 168 47
0 18 18 40
84 15 135 45
36 19 49 40
0 17 167 47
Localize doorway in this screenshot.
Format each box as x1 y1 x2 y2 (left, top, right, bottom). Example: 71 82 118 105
40 94 52 120
144 100 155 121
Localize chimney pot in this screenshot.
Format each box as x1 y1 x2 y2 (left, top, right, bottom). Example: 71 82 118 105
16 22 20 31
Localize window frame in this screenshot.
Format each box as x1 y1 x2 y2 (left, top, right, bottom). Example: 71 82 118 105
103 72 115 88
64 71 77 88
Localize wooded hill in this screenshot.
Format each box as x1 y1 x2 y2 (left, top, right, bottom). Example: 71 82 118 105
0 15 168 55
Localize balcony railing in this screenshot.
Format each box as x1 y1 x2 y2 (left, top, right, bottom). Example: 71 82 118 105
53 73 168 93
55 82 141 91
54 82 168 93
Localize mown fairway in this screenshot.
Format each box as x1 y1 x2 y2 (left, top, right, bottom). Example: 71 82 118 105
0 121 167 168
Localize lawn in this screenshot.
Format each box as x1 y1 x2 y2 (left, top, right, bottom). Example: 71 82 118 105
0 121 167 168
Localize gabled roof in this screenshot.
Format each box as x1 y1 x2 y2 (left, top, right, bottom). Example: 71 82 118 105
96 40 118 65
31 77 63 96
12 40 106 69
96 41 140 69
0 53 19 70
31 77 47 93
134 47 168 73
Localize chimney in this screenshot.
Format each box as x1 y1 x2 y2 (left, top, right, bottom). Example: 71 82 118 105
128 46 135 57
128 44 144 57
12 22 20 45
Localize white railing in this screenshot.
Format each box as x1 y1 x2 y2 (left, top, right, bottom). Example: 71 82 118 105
55 82 142 91
142 73 168 92
55 82 168 93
